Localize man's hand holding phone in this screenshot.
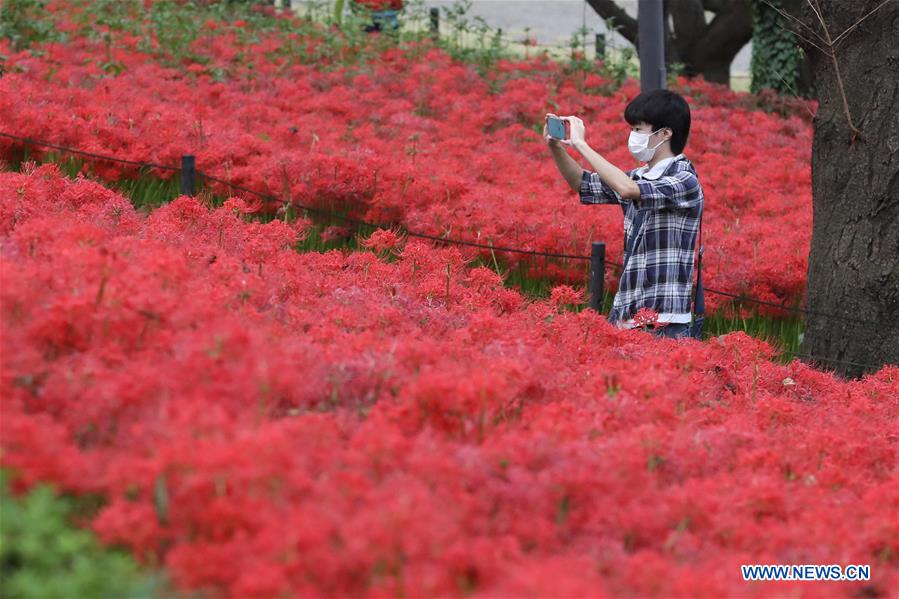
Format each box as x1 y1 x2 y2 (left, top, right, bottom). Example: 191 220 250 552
545 113 593 193
562 115 586 149
544 113 569 148
544 113 587 150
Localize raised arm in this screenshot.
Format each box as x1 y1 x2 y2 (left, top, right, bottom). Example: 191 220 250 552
548 142 585 192
579 170 625 205
572 140 640 200
544 113 584 192
633 170 702 211
562 115 641 200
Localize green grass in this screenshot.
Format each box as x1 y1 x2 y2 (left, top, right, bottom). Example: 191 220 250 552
0 469 170 599
706 310 804 354
5 148 806 358
11 147 184 213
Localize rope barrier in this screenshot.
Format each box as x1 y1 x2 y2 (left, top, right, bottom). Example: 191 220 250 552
3 132 893 372
780 351 884 372
699 287 887 328
4 132 896 337
199 172 608 264
0 133 181 173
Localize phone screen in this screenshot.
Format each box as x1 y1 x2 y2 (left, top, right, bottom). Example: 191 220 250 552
547 116 566 140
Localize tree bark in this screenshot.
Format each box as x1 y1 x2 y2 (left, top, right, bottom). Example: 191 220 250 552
793 0 899 377
586 0 752 84
684 0 752 83
585 0 642 49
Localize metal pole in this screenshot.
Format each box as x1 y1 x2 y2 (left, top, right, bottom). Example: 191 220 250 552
595 33 606 59
590 242 605 313
429 8 439 40
181 155 196 197
638 0 666 92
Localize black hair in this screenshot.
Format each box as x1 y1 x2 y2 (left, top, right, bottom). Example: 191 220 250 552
624 89 691 155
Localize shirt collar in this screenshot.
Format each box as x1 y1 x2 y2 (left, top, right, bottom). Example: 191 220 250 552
634 153 685 180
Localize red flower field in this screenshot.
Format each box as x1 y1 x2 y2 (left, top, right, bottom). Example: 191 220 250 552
0 0 816 315
1 163 896 598
1 3 896 598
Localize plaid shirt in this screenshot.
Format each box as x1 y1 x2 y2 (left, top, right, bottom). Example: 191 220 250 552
579 153 703 326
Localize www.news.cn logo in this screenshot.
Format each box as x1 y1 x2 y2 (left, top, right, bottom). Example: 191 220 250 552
741 564 871 582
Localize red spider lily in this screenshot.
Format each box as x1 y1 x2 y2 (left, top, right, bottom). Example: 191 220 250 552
1 168 897 598
2 8 894 597
359 227 406 254
0 6 817 318
549 284 585 312
632 307 660 328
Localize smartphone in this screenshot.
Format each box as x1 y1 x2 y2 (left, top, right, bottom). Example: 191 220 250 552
547 115 567 140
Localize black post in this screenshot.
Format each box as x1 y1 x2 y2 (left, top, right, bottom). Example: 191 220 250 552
590 242 605 313
181 155 196 197
429 7 439 39
595 33 606 59
638 0 666 92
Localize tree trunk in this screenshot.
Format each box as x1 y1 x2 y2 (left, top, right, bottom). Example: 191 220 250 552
587 0 752 85
675 0 752 84
796 0 899 377
795 50 815 98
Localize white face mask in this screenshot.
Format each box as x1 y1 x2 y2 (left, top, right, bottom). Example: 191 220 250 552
628 128 667 162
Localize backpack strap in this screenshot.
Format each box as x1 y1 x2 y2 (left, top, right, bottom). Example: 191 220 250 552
693 208 704 316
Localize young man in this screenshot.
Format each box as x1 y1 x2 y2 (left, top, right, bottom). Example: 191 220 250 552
544 89 704 339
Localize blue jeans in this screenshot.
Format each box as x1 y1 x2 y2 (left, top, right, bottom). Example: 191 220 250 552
648 322 691 339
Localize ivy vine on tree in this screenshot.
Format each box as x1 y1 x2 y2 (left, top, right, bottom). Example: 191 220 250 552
750 0 806 96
